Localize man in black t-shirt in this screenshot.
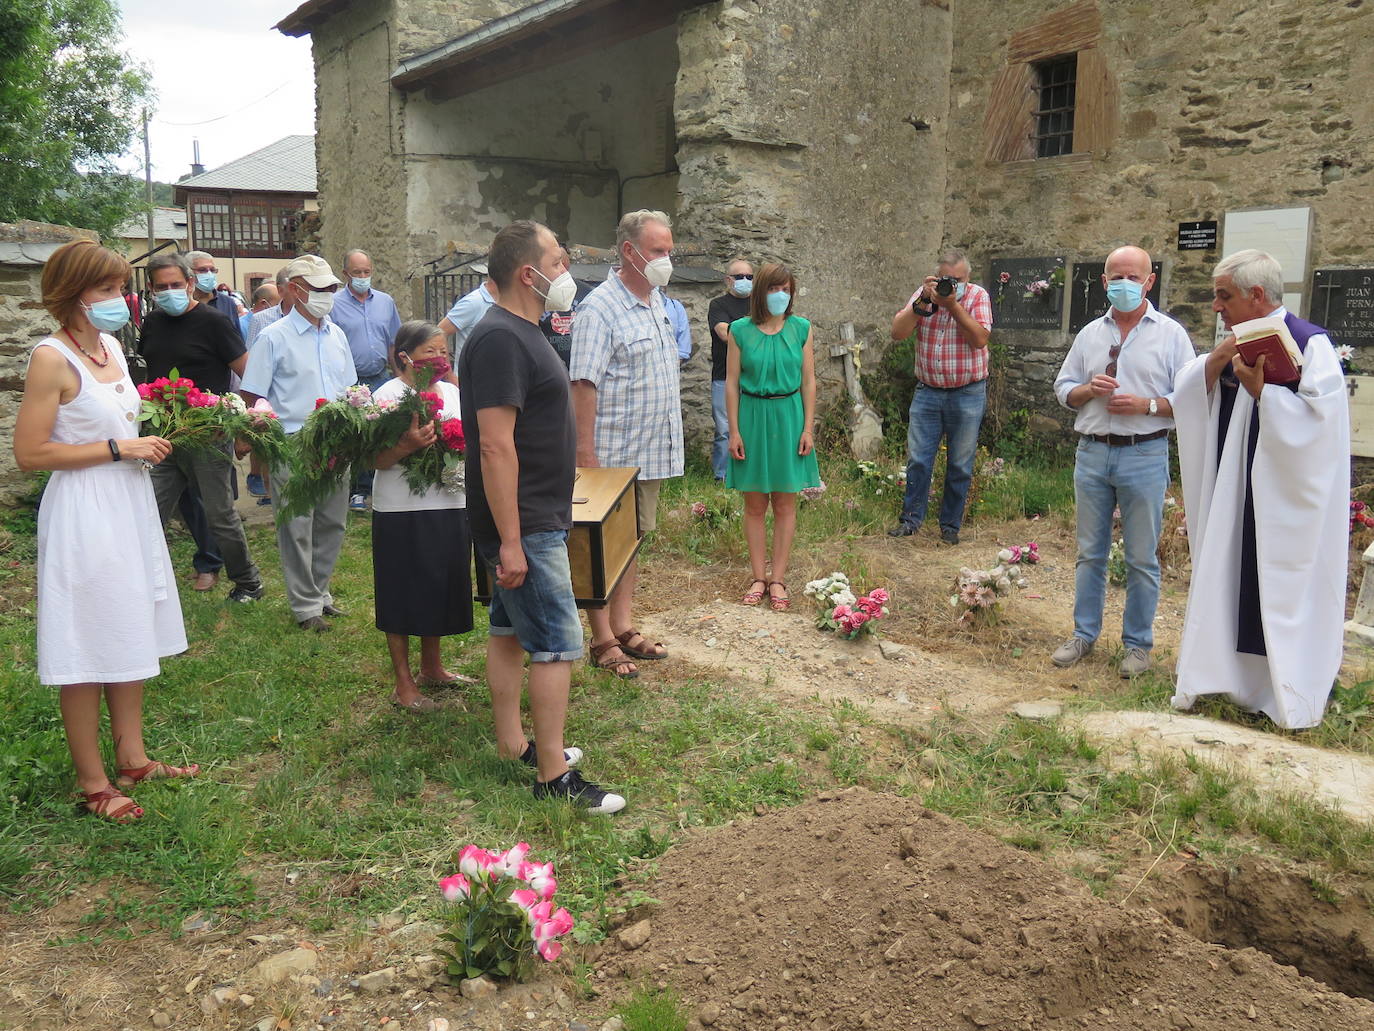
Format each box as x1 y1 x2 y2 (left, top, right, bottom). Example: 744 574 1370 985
459 220 625 816
140 252 264 604
706 258 755 481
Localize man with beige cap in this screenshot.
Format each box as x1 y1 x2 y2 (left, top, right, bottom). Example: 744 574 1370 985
240 254 358 631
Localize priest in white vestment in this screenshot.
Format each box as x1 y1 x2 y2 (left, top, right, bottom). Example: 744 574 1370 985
1172 249 1349 729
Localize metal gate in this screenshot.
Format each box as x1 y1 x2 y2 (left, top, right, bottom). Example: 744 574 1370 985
420 254 483 323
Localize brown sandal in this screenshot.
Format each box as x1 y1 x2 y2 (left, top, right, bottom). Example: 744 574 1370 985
80 785 144 823
589 639 639 679
768 581 791 612
615 628 668 660
742 579 767 605
115 760 201 788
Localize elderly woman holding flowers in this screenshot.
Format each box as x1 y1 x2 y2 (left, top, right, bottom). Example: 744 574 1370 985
370 320 474 711
12 240 194 824
725 262 820 611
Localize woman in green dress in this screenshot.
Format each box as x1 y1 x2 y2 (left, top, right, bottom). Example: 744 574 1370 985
726 262 820 611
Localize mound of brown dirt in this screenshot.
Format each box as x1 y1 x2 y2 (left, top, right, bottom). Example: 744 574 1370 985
596 788 1374 1030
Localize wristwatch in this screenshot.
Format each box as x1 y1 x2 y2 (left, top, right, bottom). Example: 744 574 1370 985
1147 398 1159 416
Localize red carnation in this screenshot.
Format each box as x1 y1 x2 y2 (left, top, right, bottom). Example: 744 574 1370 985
315 397 329 410
440 418 465 452
419 391 443 421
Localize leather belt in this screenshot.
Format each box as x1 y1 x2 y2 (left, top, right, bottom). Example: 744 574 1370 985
742 388 799 399
1081 429 1169 447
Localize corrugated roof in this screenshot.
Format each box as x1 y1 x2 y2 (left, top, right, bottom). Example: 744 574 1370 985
176 135 317 194
116 206 188 241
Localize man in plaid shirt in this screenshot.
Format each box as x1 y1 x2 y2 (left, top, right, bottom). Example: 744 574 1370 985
887 249 993 544
570 209 683 678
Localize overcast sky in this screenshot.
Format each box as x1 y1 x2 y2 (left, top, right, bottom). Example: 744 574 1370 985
115 0 317 184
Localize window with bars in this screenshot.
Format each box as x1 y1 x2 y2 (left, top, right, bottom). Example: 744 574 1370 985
1032 55 1077 158
187 194 306 258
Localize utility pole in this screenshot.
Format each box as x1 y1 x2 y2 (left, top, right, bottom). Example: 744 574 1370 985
142 108 155 254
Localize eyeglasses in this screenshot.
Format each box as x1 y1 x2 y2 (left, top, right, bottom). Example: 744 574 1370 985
194 266 218 274
1106 343 1122 378
728 273 754 281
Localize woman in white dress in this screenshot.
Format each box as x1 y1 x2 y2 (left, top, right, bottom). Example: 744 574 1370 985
12 240 197 823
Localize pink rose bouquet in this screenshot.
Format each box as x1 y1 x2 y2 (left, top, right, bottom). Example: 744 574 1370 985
437 843 575 981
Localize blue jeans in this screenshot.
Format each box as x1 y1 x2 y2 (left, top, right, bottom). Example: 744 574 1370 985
352 370 390 495
899 380 987 532
711 379 729 480
475 530 585 663
1071 436 1169 650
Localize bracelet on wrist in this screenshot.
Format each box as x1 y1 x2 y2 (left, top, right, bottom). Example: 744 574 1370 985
108 438 121 462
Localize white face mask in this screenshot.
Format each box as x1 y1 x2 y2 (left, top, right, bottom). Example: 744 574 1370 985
630 243 673 288
302 288 336 319
532 267 577 312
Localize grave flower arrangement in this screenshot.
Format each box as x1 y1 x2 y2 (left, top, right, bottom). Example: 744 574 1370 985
1337 344 1355 375
804 572 890 639
276 365 464 520
436 843 574 982
136 371 289 467
1352 499 1374 533
854 460 905 497
1023 265 1065 302
688 497 734 528
950 542 1037 626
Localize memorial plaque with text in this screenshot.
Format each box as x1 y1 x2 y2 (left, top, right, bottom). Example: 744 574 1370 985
1312 268 1374 348
988 257 1066 331
1177 220 1218 250
1068 262 1164 333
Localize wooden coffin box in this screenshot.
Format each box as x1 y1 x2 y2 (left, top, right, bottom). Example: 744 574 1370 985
474 466 641 608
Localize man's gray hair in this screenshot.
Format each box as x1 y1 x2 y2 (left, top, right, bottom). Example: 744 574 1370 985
1214 249 1284 304
274 264 292 288
185 250 213 266
147 251 191 280
616 209 672 251
343 249 368 269
937 248 970 272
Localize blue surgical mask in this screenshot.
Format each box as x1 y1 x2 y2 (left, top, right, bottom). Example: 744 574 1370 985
154 288 191 316
194 271 218 293
82 297 131 333
955 282 967 302
731 277 753 297
350 277 372 294
1105 279 1145 313
766 290 791 317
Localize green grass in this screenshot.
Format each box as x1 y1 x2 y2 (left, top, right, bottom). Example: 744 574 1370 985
915 713 1374 877
0 514 908 941
616 985 691 1031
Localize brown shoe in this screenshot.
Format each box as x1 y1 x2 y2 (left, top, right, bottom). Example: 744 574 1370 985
193 571 220 592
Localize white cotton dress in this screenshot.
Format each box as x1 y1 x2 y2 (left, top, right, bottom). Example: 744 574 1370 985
33 336 187 685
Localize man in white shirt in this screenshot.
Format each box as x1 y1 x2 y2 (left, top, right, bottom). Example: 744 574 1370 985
1170 249 1349 729
1051 246 1196 676
240 255 357 632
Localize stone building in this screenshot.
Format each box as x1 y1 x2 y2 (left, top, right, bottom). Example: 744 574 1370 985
275 0 1374 442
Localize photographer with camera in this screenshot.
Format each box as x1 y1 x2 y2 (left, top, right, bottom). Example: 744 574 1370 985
888 249 992 544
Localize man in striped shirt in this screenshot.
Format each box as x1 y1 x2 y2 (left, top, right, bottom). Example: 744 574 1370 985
888 249 993 544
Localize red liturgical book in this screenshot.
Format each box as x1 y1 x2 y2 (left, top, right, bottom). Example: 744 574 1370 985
1232 317 1302 385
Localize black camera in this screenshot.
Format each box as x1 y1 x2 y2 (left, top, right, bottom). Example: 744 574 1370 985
934 276 958 297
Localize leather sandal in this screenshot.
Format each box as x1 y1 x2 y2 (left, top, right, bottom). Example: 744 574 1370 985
742 579 767 605
615 628 668 660
115 760 201 788
589 639 639 678
768 581 791 612
393 694 440 713
80 785 144 823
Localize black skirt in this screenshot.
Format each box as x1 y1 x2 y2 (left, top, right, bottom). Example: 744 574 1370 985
371 508 475 637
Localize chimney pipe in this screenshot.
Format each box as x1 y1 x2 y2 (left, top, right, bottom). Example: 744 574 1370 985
191 138 205 177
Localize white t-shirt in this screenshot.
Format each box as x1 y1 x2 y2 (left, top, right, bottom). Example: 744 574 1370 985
371 377 465 512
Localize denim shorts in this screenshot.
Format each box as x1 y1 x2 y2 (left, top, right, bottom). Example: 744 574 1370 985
475 530 584 663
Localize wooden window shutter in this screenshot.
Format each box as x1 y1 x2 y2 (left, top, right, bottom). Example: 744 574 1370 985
1073 47 1118 155
984 63 1037 162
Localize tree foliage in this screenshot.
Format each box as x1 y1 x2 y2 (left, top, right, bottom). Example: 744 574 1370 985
0 0 154 239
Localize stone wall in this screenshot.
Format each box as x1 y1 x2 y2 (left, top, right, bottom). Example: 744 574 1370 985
674 0 954 412
309 2 413 314
945 0 1374 422
0 222 100 506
